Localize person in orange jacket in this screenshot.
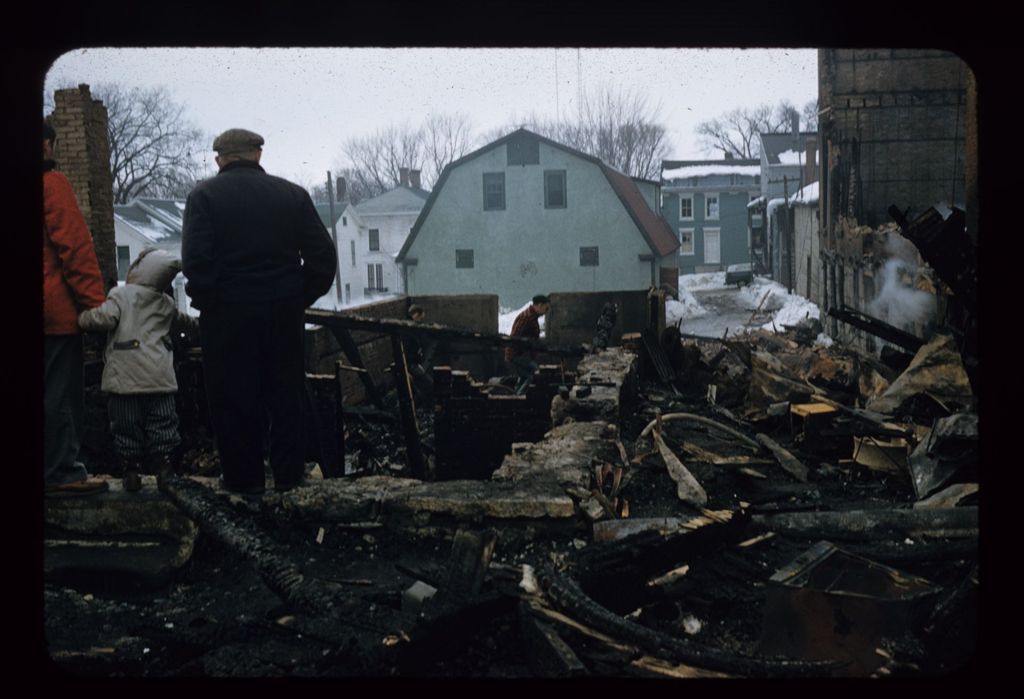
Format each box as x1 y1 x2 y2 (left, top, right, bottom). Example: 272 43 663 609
43 121 110 497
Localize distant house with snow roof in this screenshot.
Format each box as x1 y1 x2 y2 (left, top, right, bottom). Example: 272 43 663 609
660 157 761 275
748 130 820 287
313 193 363 307
113 197 188 311
355 170 429 304
397 128 679 309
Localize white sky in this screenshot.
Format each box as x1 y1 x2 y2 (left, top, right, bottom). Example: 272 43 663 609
44 47 818 187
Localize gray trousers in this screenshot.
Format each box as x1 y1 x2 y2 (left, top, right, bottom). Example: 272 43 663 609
108 393 181 460
44 335 89 485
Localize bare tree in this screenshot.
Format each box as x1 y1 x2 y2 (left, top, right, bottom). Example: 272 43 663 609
420 113 474 186
341 122 423 198
802 99 819 132
338 114 474 197
87 84 210 203
695 100 804 159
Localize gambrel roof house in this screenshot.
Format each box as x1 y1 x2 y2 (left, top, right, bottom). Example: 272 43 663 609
397 129 679 309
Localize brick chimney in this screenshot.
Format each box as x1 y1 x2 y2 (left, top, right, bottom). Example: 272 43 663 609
399 167 410 187
409 169 421 189
804 135 818 185
48 84 117 292
336 176 347 202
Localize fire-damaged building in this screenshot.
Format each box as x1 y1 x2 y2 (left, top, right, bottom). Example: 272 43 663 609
42 52 980 679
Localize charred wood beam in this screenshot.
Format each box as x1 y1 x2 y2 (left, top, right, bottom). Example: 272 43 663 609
518 602 589 677
306 309 585 357
639 413 761 452
389 335 426 479
157 474 347 614
570 509 749 605
754 433 809 482
827 306 925 353
539 565 839 677
326 324 384 408
751 507 978 541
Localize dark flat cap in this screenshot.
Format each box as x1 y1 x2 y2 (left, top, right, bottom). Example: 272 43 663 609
213 128 264 155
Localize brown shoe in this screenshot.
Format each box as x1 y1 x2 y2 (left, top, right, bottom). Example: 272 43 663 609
45 478 110 498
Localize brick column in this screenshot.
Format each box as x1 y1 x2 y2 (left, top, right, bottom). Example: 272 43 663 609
47 84 117 291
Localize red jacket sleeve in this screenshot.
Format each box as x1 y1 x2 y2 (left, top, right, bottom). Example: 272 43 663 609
44 172 106 310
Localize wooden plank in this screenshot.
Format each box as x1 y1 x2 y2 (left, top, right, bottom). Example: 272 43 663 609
518 602 589 677
653 432 708 508
390 335 425 479
755 433 809 482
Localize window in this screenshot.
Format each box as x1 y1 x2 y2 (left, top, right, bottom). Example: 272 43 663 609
579 246 599 266
679 229 694 255
705 195 719 219
506 131 540 165
369 229 380 251
117 245 131 281
350 240 355 267
344 283 350 304
342 216 347 226
456 249 474 269
679 196 693 220
483 173 505 210
545 170 567 208
366 263 384 291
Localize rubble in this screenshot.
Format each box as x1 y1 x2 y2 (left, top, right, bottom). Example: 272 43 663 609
48 295 979 677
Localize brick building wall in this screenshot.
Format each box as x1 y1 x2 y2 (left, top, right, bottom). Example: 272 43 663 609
47 84 117 291
816 49 971 350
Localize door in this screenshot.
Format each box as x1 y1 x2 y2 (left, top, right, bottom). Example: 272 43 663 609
704 229 721 265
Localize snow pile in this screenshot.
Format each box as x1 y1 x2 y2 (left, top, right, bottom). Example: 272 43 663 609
814 333 834 347
663 164 760 179
666 285 707 325
739 276 822 332
678 271 729 292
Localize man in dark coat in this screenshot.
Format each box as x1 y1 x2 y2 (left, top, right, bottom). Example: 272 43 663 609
182 128 337 494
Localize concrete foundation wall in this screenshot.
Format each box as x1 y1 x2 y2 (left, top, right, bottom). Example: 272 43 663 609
546 290 657 349
305 294 501 404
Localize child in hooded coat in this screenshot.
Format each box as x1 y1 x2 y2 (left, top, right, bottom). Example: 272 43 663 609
79 248 197 491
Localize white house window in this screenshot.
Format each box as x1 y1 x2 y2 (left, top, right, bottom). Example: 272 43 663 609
344 283 350 304
545 170 567 208
369 229 380 251
579 246 599 266
350 240 355 267
679 229 694 256
679 196 693 220
366 263 384 291
117 245 131 281
705 195 719 220
342 216 347 226
483 173 505 211
456 249 474 269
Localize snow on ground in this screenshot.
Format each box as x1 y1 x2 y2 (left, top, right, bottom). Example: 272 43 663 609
678 271 729 291
737 275 822 332
666 284 707 326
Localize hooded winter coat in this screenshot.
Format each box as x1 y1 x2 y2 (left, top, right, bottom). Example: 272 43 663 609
78 248 196 394
43 164 105 334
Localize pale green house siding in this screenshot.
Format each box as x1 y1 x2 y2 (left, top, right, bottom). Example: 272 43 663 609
405 141 657 309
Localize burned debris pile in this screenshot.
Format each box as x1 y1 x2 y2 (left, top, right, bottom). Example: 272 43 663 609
47 297 977 678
